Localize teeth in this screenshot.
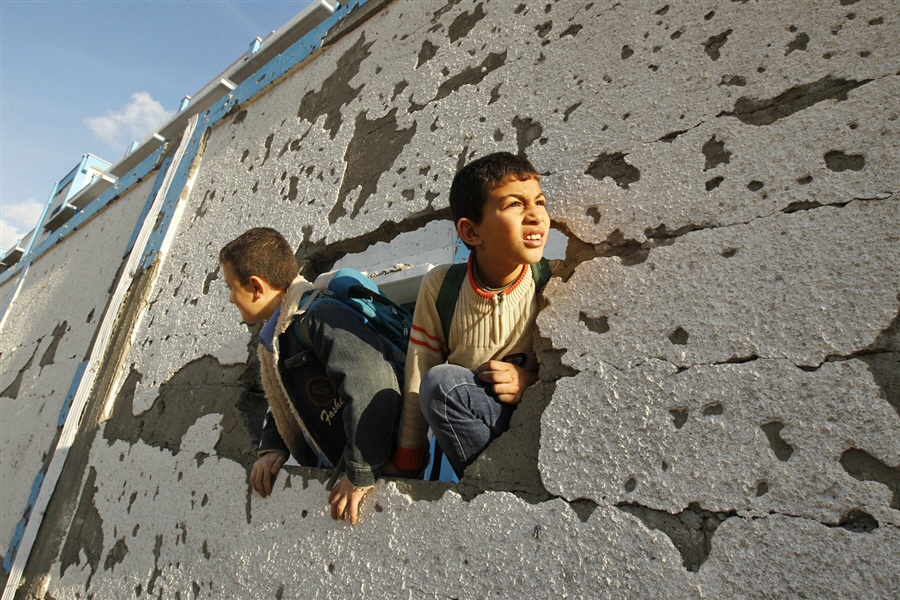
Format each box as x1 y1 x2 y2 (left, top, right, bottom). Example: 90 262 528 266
525 233 542 240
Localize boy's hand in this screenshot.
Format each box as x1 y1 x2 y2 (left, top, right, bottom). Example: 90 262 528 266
328 477 372 525
249 451 287 497
476 361 539 405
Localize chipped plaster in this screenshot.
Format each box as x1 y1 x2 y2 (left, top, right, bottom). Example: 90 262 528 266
3 0 898 597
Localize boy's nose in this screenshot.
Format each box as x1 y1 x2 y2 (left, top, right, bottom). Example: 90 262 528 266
525 207 544 223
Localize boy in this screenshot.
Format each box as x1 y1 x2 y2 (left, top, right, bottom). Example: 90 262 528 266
220 227 401 524
390 152 561 478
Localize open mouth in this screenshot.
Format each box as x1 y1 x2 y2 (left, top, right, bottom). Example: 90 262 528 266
524 230 545 247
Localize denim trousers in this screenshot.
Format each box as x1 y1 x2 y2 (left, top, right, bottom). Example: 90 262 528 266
419 364 516 478
301 299 401 487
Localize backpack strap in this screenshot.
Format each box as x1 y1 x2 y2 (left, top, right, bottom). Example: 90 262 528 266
436 263 468 343
530 258 552 293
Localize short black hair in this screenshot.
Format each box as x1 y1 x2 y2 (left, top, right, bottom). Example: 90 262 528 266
219 227 298 291
449 152 540 225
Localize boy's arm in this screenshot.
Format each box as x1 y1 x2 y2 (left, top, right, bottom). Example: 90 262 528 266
258 409 290 455
392 269 447 471
250 409 289 497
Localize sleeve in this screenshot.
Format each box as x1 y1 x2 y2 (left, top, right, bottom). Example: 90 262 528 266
393 268 448 470
257 409 290 456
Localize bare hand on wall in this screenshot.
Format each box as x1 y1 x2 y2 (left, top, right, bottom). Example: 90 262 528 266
249 451 287 497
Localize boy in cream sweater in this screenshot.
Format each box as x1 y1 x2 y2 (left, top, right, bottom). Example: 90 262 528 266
390 152 560 478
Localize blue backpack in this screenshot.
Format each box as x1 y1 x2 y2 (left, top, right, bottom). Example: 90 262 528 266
303 268 413 367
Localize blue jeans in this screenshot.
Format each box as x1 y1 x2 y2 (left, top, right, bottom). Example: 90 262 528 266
301 300 402 487
419 364 516 478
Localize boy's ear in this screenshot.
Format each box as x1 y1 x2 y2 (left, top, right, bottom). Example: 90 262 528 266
456 218 482 248
248 275 268 299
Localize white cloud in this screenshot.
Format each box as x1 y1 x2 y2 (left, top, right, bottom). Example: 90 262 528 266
86 92 173 151
0 199 44 250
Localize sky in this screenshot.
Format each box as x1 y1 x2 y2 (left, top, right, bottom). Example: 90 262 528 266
0 0 316 251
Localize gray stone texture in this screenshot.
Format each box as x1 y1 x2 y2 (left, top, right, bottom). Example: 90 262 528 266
0 175 154 560
3 0 898 598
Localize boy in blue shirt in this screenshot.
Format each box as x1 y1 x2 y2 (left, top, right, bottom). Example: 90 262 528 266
220 227 401 524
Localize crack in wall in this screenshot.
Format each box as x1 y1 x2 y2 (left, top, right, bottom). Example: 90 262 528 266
298 206 450 278
561 194 895 273
619 502 736 572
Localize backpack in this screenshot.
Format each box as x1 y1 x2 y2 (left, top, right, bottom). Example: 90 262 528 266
275 269 413 469
305 268 413 367
426 258 552 481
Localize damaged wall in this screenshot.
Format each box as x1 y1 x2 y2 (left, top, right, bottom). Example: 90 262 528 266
0 173 160 576
1 0 898 598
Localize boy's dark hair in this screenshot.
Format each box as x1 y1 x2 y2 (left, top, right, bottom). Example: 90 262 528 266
219 227 298 291
448 151 540 225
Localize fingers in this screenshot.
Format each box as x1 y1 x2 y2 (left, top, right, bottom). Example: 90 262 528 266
249 464 264 496
348 496 360 525
249 462 270 497
328 479 370 525
330 492 347 521
477 360 512 376
262 466 273 497
249 453 287 498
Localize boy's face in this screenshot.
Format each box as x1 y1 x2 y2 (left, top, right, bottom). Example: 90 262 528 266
222 261 266 323
464 176 549 281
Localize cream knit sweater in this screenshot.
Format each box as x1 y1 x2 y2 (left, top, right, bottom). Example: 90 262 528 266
394 259 560 470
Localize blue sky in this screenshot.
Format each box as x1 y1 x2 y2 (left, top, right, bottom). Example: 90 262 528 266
0 0 315 250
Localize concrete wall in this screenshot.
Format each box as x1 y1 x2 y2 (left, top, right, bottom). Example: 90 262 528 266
0 173 159 574
1 0 897 598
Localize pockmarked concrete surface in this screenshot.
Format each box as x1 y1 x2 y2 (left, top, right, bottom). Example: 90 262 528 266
0 176 155 563
4 0 898 598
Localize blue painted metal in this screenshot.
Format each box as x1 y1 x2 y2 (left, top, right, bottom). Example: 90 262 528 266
0 154 114 287
1 471 45 574
0 185 57 289
26 145 166 267
139 123 209 270
139 0 371 270
125 154 174 258
0 181 59 318
246 37 262 57
209 0 369 123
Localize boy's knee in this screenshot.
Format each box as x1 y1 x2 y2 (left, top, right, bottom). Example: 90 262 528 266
419 364 471 415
